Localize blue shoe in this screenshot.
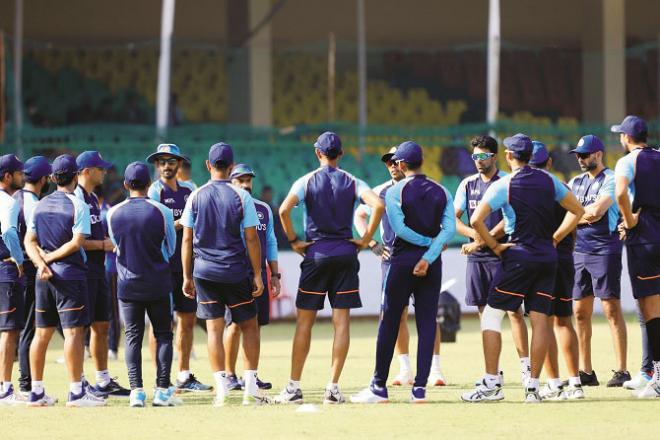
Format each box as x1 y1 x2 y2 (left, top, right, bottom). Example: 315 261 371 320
129 389 147 407
27 390 57 407
349 382 388 404
176 374 213 393
256 377 272 390
410 387 427 403
95 378 131 398
83 379 108 399
226 374 242 391
66 389 106 407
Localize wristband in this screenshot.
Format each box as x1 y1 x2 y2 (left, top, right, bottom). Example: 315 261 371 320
271 273 282 279
288 237 298 243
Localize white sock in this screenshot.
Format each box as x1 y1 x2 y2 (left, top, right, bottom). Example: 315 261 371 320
398 354 412 373
568 376 581 387
244 370 258 396
431 355 441 373
177 370 191 383
288 379 301 391
548 378 563 390
70 381 83 395
213 371 227 396
326 382 338 391
31 381 44 394
1 381 12 393
484 373 499 388
653 361 660 382
527 378 540 390
95 370 111 387
520 357 531 373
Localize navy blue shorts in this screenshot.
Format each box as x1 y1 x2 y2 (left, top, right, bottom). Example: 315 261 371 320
626 243 660 300
465 259 500 307
194 277 257 324
573 253 622 300
296 255 361 310
171 271 197 314
0 282 24 331
552 256 574 317
487 254 557 315
35 279 89 329
87 276 111 323
226 272 270 326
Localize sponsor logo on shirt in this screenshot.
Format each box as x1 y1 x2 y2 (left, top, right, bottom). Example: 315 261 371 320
469 200 478 209
90 214 102 225
164 198 176 204
578 194 598 204
257 211 264 220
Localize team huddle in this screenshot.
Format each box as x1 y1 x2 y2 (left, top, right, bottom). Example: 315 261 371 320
0 114 657 407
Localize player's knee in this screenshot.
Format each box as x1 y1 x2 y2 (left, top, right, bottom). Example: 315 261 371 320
481 305 505 333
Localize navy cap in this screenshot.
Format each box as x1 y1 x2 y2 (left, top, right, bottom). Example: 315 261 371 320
124 162 151 187
530 141 550 166
24 156 52 181
314 132 343 155
569 135 604 154
381 146 398 163
230 163 256 179
0 154 24 176
52 154 79 175
77 150 112 170
503 133 533 154
392 141 423 163
146 143 187 163
611 115 648 138
208 142 234 166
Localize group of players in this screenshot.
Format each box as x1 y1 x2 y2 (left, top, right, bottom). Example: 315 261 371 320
0 114 657 407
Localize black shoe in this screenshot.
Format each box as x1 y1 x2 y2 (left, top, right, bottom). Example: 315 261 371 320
226 374 243 391
606 370 631 388
176 374 214 393
95 378 131 398
579 370 599 386
256 377 272 390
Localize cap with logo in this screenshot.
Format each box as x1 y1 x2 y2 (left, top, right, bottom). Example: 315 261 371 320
314 132 343 156
24 156 52 181
392 141 423 164
529 141 550 166
610 115 648 138
124 162 151 187
568 135 604 154
380 146 398 163
0 154 24 176
230 163 256 179
76 151 113 170
52 154 79 175
146 144 188 163
503 133 533 154
208 142 234 166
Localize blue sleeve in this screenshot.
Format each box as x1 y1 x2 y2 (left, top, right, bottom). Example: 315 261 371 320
1 199 23 264
69 195 91 236
180 192 196 228
73 185 84 201
385 182 432 247
265 205 278 262
422 189 456 264
241 192 260 229
598 172 616 202
163 208 176 258
147 182 161 202
614 154 635 182
23 195 38 227
288 175 308 205
550 174 569 202
453 177 468 212
482 178 509 212
355 178 371 202
107 206 118 247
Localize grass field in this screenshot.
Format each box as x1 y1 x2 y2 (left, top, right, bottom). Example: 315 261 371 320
3 314 658 439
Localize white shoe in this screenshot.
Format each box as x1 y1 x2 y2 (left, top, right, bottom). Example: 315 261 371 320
565 384 585 400
521 367 531 387
539 384 567 401
634 381 660 399
428 371 446 386
323 386 345 404
27 391 57 407
524 387 542 404
623 372 651 391
391 370 413 386
0 388 27 406
243 389 272 405
349 386 389 404
461 382 504 403
66 390 107 407
129 389 146 407
152 387 183 406
274 386 303 404
213 393 228 407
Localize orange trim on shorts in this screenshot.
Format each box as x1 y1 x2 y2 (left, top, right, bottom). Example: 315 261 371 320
228 299 255 309
0 307 16 315
336 289 359 295
494 287 524 298
58 305 85 313
536 291 555 299
298 288 327 295
199 300 218 305
637 274 660 281
35 309 46 313
558 297 573 302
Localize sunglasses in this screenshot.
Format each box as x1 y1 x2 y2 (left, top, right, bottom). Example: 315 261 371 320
157 158 179 166
576 152 592 159
471 152 495 161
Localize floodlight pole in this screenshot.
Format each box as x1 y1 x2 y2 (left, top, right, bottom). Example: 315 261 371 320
156 0 175 139
13 0 23 157
357 0 367 156
486 0 500 135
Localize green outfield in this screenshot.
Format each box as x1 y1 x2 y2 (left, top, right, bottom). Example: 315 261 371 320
3 314 657 440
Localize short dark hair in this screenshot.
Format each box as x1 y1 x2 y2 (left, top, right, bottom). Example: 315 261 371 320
405 161 422 170
531 159 549 169
322 150 342 160
631 132 648 144
471 136 498 154
512 151 531 163
54 172 75 187
128 180 149 191
213 161 231 171
25 175 43 184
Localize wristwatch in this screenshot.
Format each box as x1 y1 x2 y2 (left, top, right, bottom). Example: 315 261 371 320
272 273 282 279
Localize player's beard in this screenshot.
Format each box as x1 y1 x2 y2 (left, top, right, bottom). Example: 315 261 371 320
41 181 51 195
162 166 178 180
580 160 597 172
477 163 494 175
